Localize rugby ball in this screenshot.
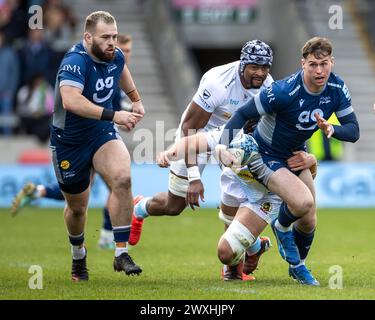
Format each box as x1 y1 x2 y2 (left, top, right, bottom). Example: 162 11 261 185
229 132 259 167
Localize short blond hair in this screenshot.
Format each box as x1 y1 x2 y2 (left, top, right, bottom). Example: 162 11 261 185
302 37 333 59
84 11 116 33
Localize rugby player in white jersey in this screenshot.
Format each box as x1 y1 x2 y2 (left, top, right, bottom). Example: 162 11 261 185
130 40 274 280
156 124 317 283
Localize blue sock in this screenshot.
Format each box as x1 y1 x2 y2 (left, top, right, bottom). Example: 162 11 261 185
293 226 315 260
68 232 84 246
278 202 299 228
45 184 64 200
113 225 131 243
102 207 112 231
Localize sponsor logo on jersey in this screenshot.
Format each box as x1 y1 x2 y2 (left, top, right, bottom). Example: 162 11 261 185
327 82 341 88
266 87 275 104
319 96 331 105
296 108 323 131
299 99 305 107
342 83 351 100
267 161 280 169
199 95 212 110
108 65 117 73
289 84 300 96
203 89 211 99
286 73 298 84
229 99 239 105
260 201 272 214
60 160 70 170
62 64 81 75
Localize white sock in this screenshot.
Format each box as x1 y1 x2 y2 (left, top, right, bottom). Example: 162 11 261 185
275 219 292 232
35 185 45 198
115 246 128 257
71 246 86 260
290 260 305 268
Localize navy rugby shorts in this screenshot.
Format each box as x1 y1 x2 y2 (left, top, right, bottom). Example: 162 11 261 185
50 127 122 194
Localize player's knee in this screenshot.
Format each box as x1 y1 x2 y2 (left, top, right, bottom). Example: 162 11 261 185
292 195 314 216
67 204 86 217
296 214 317 233
112 173 132 191
217 239 234 265
219 220 255 266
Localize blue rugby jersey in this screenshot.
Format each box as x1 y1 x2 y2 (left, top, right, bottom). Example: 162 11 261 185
52 42 125 144
250 70 354 158
225 70 359 159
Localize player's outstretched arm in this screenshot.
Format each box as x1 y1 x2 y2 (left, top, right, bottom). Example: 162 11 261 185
315 112 359 142
156 133 210 167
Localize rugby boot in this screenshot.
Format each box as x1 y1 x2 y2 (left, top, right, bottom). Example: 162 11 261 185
71 248 89 281
221 263 255 281
113 252 142 276
11 182 37 216
289 265 320 286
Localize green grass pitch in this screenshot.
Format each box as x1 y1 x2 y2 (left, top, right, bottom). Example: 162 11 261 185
0 207 374 300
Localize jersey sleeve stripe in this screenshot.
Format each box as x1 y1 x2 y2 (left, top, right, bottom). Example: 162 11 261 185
59 80 84 91
336 106 354 118
254 94 266 115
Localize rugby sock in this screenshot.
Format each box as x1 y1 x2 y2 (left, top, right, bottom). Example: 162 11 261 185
102 207 113 231
68 232 86 260
246 237 261 256
113 225 131 257
134 197 151 219
277 202 299 229
44 184 64 200
293 226 315 260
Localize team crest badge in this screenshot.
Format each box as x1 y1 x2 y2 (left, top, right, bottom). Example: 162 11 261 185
260 202 272 214
60 160 70 170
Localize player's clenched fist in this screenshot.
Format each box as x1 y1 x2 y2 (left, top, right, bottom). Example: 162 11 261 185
114 110 143 131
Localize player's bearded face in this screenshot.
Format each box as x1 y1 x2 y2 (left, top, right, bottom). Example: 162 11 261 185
92 38 116 62
242 64 269 89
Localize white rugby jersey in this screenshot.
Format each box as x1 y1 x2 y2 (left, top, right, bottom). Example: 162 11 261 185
175 61 274 139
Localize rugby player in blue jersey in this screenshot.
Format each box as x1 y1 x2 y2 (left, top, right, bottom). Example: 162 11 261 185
11 34 134 252
219 37 360 285
51 11 144 281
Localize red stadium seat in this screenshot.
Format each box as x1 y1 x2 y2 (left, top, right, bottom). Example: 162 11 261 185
18 148 51 164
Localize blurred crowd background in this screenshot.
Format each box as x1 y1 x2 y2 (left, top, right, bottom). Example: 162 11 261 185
0 0 374 163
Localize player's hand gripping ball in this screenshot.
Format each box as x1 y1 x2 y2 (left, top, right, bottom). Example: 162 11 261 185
215 132 258 173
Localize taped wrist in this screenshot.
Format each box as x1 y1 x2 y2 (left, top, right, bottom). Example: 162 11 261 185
100 108 115 121
187 166 201 182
